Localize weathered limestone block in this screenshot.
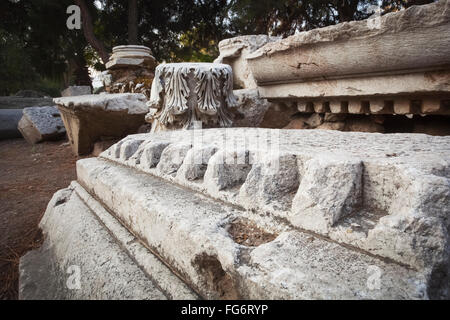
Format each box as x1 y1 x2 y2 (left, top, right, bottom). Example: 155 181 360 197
20 128 450 299
297 101 314 113
305 113 324 127
248 1 450 85
104 45 156 98
146 63 238 131
53 93 148 155
18 106 65 144
214 35 280 89
61 86 91 97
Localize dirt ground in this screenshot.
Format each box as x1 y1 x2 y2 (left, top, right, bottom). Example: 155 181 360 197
0 138 88 299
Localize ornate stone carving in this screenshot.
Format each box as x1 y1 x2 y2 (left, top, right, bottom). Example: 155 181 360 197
146 63 238 131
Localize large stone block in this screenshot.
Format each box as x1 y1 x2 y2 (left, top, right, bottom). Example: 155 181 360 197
247 1 450 85
214 35 280 89
53 93 148 155
19 184 197 300
246 1 450 120
20 128 450 299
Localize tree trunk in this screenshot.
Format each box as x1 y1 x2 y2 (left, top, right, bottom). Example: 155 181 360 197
128 0 138 45
75 0 109 64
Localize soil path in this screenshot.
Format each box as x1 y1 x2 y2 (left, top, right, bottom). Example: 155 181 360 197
0 138 89 299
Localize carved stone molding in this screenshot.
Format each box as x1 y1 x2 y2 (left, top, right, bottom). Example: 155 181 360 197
103 45 156 98
146 63 238 131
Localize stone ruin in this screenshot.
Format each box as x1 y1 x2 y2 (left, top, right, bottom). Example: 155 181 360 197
102 45 156 98
19 129 450 299
53 93 148 155
221 1 450 134
18 0 450 300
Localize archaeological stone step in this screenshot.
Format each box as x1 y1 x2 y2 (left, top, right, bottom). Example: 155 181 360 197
18 106 66 144
19 128 450 299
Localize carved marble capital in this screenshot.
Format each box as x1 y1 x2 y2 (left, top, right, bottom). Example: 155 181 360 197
146 63 238 131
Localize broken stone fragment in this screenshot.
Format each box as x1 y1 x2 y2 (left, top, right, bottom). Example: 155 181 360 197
53 93 148 155
146 63 238 131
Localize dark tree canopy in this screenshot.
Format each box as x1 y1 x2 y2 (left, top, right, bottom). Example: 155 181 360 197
0 0 437 96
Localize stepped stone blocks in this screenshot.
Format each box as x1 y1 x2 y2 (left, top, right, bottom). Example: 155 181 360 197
20 129 450 299
146 63 239 132
246 0 450 132
53 93 148 155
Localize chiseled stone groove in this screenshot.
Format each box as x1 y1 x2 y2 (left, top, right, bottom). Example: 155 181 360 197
76 157 431 299
296 98 450 115
99 129 450 278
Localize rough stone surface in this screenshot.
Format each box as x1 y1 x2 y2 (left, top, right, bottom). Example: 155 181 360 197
99 128 450 297
246 1 450 126
61 86 91 97
104 45 156 98
20 128 450 299
53 93 148 114
0 96 53 109
146 63 238 131
214 35 280 89
70 156 430 299
0 109 23 140
18 106 65 144
53 93 148 155
19 183 196 300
